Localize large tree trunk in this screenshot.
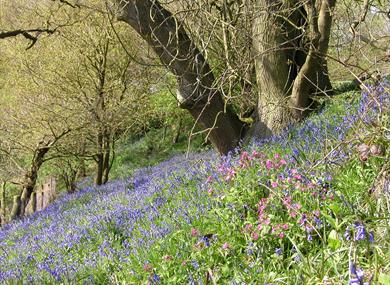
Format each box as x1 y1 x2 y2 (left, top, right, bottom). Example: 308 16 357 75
116 0 244 154
251 0 296 137
251 0 335 138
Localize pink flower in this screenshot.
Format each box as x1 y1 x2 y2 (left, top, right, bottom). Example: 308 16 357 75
252 232 259 241
282 196 292 208
163 255 173 261
207 188 213 195
271 225 279 233
271 181 279 188
293 203 302 210
265 160 273 170
240 151 250 161
206 176 213 183
244 224 253 232
279 159 287 166
191 228 199 237
222 242 230 250
274 153 280 159
281 224 289 230
294 174 302 180
143 263 153 271
225 168 236 181
252 150 265 159
278 232 285 239
181 260 187 266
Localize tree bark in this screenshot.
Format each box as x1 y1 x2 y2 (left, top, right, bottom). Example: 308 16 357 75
116 0 244 154
18 146 50 217
290 0 335 118
30 192 37 213
173 118 182 144
76 138 87 180
10 195 21 221
102 132 110 184
0 182 6 225
251 0 335 138
252 0 296 137
95 131 104 186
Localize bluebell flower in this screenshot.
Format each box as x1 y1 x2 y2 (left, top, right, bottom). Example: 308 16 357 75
354 222 366 241
314 217 322 228
344 227 351 241
275 248 282 256
191 260 199 270
368 231 374 243
152 273 161 283
349 263 370 285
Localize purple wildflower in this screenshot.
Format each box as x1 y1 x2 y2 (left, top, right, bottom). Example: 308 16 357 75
344 227 351 241
275 248 282 256
368 231 374 243
349 263 370 285
354 222 366 241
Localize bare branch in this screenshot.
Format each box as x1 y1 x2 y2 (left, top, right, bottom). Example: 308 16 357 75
0 28 56 49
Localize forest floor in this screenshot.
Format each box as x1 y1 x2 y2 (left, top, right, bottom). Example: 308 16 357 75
0 82 389 284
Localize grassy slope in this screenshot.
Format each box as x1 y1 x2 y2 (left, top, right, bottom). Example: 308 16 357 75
0 84 388 285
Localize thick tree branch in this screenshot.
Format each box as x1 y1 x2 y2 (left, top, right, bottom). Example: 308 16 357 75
116 0 243 154
0 28 56 49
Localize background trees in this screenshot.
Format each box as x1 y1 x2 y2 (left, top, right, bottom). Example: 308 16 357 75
0 1 157 219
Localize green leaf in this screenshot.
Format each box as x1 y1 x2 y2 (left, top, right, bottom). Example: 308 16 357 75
323 213 337 228
328 230 341 250
329 203 341 215
378 273 390 285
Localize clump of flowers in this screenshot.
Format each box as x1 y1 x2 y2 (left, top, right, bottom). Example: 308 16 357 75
207 151 342 269
344 222 374 243
349 263 371 285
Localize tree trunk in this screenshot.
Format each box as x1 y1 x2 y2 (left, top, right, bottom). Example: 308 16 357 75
173 118 182 144
95 130 104 185
77 138 87 180
0 182 6 225
116 0 244 154
102 133 110 184
10 195 21 221
251 0 296 137
251 0 335 138
18 146 50 218
30 192 37 213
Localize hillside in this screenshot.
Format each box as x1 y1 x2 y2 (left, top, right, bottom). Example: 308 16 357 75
0 83 389 284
